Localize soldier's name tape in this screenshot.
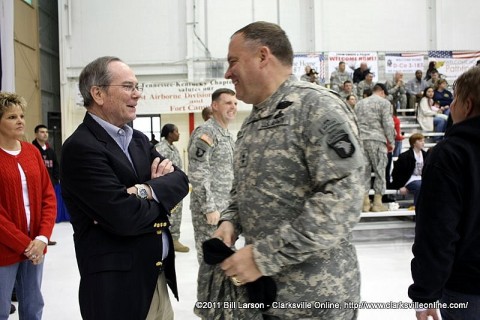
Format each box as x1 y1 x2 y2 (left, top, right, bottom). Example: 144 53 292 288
195 300 469 310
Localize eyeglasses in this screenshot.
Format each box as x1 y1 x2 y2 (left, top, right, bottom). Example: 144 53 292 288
97 84 143 93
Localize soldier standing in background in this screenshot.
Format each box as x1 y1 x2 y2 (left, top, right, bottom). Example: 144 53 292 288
188 88 237 264
155 123 189 252
355 83 395 212
214 21 365 319
201 106 213 121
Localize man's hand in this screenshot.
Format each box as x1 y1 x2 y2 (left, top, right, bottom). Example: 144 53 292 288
220 245 262 284
415 308 440 320
151 157 174 178
206 211 220 225
212 221 237 247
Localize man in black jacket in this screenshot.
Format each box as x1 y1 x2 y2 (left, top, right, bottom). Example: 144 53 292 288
32 124 59 185
61 56 189 320
409 67 480 320
32 124 59 245
353 62 370 84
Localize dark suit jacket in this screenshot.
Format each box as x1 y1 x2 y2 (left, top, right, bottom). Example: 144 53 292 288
61 113 189 320
390 148 427 189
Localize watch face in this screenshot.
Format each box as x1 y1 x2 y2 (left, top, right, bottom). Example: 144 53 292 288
139 188 148 199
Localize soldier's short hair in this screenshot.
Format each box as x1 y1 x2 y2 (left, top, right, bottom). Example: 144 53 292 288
233 21 293 67
211 88 235 103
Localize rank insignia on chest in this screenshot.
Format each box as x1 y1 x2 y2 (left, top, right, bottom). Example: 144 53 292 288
239 149 248 167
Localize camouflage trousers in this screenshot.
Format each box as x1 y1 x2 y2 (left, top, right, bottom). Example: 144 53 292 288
362 140 388 195
169 201 183 240
392 93 407 109
191 209 219 265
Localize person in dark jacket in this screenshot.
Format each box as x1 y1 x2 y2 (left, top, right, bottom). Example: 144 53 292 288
32 124 59 244
389 133 427 207
32 124 59 186
409 66 480 320
61 56 189 320
353 62 370 84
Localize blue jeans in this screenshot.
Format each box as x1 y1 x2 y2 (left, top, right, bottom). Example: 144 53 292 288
406 180 422 206
0 259 44 320
393 141 403 157
440 289 480 320
434 116 447 142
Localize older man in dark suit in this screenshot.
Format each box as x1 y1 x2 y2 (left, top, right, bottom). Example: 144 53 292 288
61 56 189 320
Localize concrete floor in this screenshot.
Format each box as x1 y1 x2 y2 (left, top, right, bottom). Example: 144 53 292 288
10 194 417 320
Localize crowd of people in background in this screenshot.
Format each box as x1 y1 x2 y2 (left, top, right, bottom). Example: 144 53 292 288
3 20 480 320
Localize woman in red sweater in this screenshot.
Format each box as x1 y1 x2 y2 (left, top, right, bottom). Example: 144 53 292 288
0 92 56 319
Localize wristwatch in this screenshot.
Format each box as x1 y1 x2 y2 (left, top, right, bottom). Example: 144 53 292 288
135 184 148 200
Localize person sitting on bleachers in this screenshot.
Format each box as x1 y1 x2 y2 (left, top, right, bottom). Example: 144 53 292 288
390 133 427 209
417 86 448 136
345 94 357 109
385 71 407 110
426 70 440 87
330 61 352 92
407 70 429 110
339 80 357 100
357 72 375 99
433 79 453 115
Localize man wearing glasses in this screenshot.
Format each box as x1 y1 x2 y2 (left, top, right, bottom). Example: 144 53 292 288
61 56 189 320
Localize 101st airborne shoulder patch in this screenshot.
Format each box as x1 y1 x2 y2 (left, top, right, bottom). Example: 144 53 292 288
327 130 355 158
319 113 355 159
192 133 213 161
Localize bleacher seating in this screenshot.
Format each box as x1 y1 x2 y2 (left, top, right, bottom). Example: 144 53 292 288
353 111 442 241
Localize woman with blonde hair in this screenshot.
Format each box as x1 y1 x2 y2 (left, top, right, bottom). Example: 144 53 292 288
0 92 56 319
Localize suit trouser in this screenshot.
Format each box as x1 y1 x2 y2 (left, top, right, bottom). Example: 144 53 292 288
145 272 173 320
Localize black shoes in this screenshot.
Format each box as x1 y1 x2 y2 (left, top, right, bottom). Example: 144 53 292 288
48 240 57 246
10 304 16 314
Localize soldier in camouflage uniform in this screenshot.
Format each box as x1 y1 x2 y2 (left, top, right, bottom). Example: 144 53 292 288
339 80 358 100
155 123 189 252
330 61 353 92
214 21 365 320
385 71 407 109
188 88 237 264
355 83 395 212
356 72 375 99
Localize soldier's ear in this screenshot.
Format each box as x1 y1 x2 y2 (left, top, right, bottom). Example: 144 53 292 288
259 46 269 65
